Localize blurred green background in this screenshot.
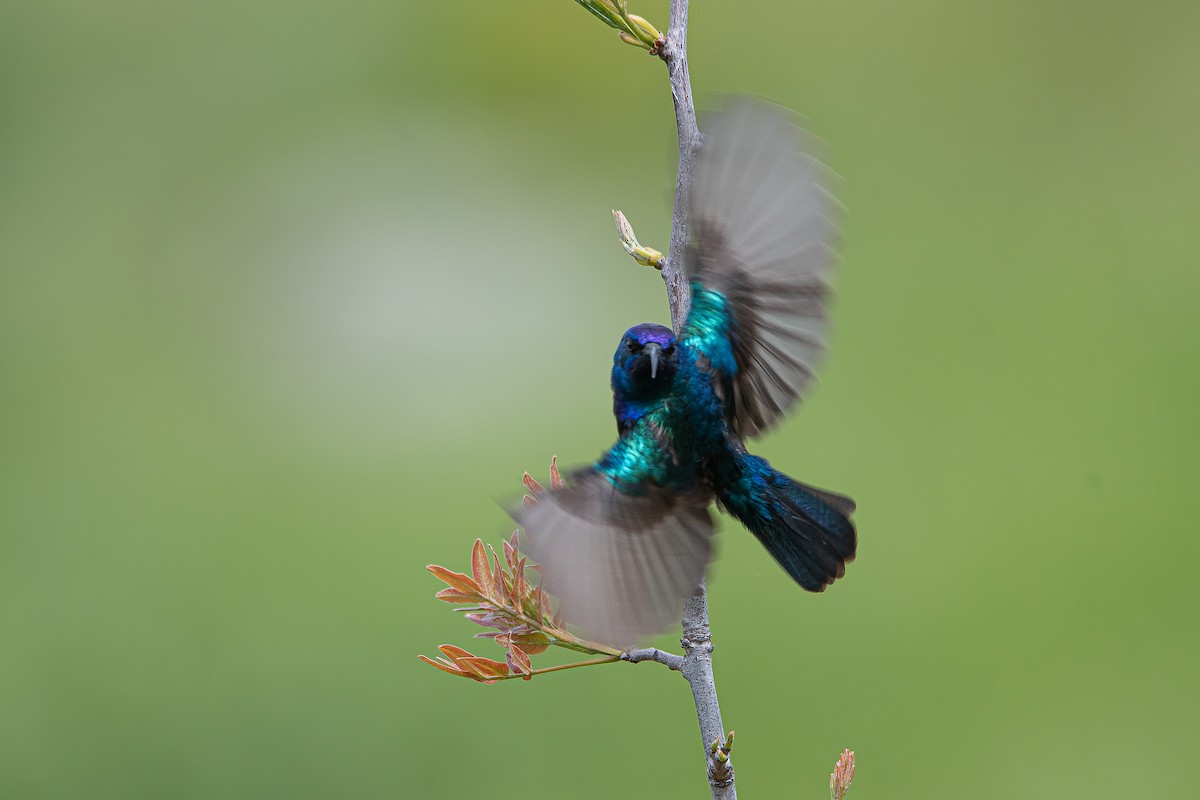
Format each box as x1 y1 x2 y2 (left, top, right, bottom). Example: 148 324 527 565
2 1 1197 797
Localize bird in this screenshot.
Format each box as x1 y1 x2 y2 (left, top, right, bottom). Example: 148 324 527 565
516 99 856 647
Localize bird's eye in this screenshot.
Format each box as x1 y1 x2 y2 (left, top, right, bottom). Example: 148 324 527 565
626 340 641 353
664 345 675 356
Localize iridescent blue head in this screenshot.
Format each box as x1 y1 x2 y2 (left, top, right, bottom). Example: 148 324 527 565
612 323 678 431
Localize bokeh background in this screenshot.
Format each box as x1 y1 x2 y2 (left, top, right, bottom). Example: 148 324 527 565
3 1 1197 797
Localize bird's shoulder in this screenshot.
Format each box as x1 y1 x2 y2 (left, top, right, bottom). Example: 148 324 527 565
680 284 738 377
598 409 686 492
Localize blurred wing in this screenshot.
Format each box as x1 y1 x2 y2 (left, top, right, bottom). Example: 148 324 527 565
685 98 841 438
516 468 714 648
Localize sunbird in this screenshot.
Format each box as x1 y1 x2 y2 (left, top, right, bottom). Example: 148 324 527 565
518 100 856 646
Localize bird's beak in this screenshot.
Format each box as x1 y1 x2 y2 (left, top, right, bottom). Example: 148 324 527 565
645 342 663 379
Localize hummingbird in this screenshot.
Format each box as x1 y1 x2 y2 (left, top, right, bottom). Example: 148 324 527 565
517 100 856 647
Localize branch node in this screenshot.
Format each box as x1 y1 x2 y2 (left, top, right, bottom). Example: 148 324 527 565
680 628 713 655
707 729 734 785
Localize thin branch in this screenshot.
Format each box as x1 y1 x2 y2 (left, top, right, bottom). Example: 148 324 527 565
659 0 700 331
526 655 623 676
658 3 736 798
681 579 735 797
622 647 684 671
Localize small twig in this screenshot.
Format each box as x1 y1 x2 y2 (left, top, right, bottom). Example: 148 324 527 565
622 647 684 671
526 655 623 676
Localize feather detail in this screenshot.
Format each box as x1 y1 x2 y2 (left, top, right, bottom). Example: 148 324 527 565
685 98 842 438
515 468 714 647
715 450 856 591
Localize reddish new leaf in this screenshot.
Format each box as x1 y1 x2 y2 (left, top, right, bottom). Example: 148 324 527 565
437 644 477 664
512 557 528 608
458 657 511 680
506 645 533 679
522 471 544 496
435 588 478 604
549 455 564 489
529 587 548 619
427 565 481 597
509 629 551 655
471 539 495 596
491 551 510 601
502 536 517 572
418 654 470 678
539 587 554 619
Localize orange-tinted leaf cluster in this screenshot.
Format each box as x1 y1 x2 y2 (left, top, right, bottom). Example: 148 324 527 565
422 534 563 682
521 455 564 508
420 458 623 684
418 645 511 684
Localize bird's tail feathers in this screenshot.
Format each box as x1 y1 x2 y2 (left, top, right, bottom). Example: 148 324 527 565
718 452 856 591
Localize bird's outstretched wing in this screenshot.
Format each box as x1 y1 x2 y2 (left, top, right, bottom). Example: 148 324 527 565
684 98 840 438
516 468 714 647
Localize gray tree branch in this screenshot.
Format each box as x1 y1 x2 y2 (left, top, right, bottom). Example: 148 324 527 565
658 3 736 798
660 0 699 331
622 647 684 671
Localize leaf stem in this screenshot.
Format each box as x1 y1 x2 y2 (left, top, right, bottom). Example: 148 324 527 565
483 654 625 682
529 654 623 675
549 635 623 657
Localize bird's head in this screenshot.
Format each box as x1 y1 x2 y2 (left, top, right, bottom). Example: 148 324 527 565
612 323 678 403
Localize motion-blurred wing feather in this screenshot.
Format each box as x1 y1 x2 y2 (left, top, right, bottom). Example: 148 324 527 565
686 99 841 437
516 469 713 647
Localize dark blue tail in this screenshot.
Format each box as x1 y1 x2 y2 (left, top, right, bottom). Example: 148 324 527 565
716 451 856 591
